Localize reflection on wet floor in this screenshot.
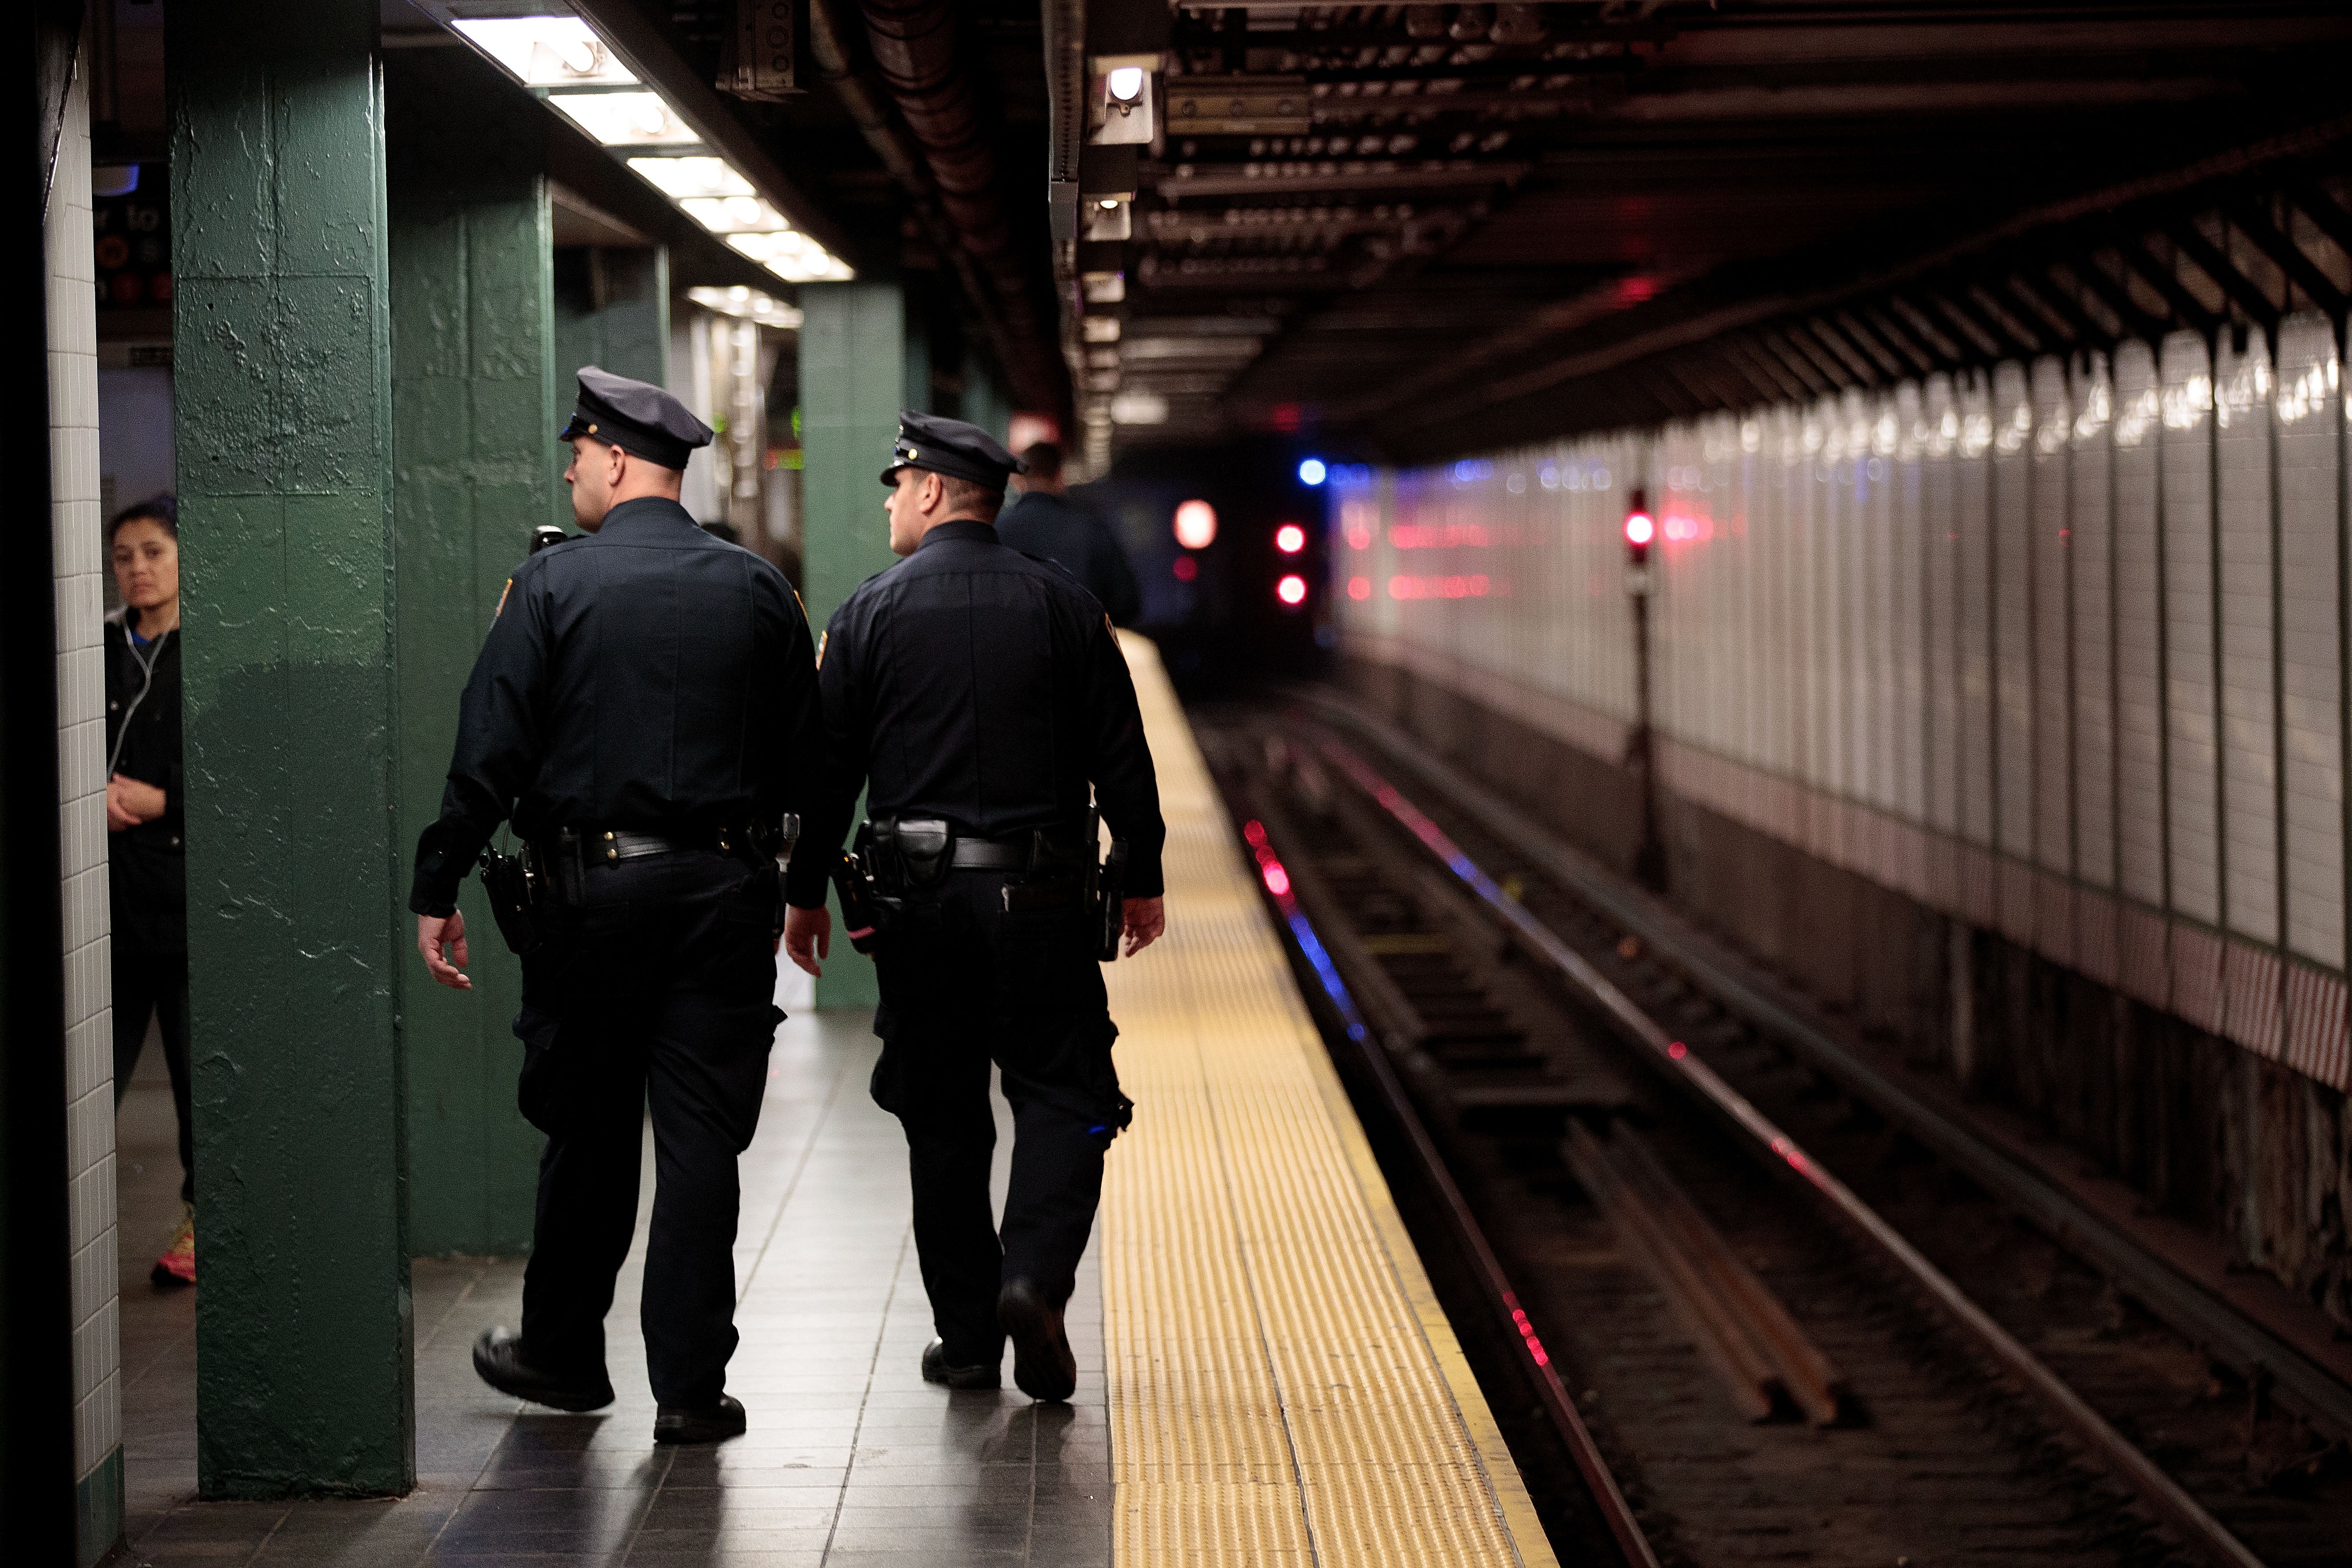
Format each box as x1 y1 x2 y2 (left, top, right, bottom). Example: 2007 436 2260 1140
116 1008 1111 1567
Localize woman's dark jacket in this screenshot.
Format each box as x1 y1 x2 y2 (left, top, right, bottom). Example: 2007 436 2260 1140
104 611 185 953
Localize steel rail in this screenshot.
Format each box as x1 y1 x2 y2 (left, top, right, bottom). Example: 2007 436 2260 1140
1308 730 2268 1568
1231 786 1662 1568
1301 687 2352 1446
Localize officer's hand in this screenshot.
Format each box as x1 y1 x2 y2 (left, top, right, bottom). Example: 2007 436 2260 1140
418 910 472 990
785 904 831 977
1122 896 1166 957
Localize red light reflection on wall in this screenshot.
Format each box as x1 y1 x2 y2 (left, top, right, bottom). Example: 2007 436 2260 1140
1387 574 1499 600
1347 576 1370 600
1171 555 1198 582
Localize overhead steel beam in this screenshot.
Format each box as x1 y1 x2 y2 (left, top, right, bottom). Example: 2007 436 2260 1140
2225 197 2348 317
569 0 854 263
2161 217 2283 331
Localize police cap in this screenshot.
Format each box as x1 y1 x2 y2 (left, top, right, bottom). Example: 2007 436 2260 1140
558 365 714 471
879 410 1026 492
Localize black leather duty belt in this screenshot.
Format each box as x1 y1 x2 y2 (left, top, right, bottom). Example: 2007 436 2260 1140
945 841 1091 879
555 827 756 868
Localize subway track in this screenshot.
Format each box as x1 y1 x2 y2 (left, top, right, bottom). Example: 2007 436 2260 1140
1192 696 2352 1568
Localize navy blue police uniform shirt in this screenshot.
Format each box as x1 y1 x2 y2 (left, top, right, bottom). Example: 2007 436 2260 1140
785 517 1166 911
410 496 824 917
996 491 1144 628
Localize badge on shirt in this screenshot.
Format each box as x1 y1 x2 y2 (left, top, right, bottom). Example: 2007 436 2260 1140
494 577 513 620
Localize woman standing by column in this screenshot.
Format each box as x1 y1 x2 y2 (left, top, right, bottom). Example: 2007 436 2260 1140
106 495 194 1285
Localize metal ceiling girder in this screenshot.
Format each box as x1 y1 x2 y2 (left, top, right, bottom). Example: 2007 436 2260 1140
2086 221 2222 336
2044 245 2171 342
2160 216 2284 332
2225 196 2350 318
1802 315 1885 386
1994 267 2101 350
2281 177 2352 260
1756 327 1842 397
1844 304 1938 378
1823 310 1907 381
1721 334 1812 404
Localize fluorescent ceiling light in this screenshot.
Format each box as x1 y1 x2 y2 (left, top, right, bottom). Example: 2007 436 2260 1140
550 90 698 147
1082 317 1122 342
685 286 805 327
1111 390 1169 426
451 17 636 86
680 195 793 235
727 232 853 283
626 156 753 198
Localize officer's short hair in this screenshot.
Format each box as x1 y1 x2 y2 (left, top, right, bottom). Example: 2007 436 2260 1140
938 472 1003 518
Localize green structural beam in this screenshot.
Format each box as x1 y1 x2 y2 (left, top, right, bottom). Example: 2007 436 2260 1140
798 281 916 1009
386 45 555 1258
170 0 413 1497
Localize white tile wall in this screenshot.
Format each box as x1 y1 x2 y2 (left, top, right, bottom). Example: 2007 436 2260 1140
2162 331 2222 927
2113 342 2167 910
2276 314 2345 969
2071 354 2118 892
2215 337 2280 945
1923 377 1961 837
47 43 120 1500
2030 358 2074 878
1328 310 2352 1092
1992 362 2037 865
1958 372 1998 852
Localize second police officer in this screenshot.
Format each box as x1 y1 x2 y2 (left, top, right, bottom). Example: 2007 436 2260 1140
784 412 1166 1402
412 367 824 1444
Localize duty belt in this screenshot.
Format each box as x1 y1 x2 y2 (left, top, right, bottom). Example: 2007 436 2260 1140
949 837 1072 871
536 823 763 870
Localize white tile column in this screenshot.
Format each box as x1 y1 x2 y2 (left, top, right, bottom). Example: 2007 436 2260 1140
47 30 123 1565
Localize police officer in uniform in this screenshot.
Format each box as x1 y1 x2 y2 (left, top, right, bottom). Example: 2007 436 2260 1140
412 367 823 1444
783 412 1166 1402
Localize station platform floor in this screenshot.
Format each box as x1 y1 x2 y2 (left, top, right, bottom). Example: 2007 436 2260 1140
106 637 1554 1568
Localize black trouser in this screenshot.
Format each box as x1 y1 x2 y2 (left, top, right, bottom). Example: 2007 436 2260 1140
511 849 780 1409
113 945 193 1204
871 871 1132 1364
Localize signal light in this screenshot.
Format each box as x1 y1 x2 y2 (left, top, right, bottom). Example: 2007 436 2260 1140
1275 573 1308 606
1623 487 1653 565
1297 457 1327 486
1171 555 1198 583
1274 523 1307 555
1173 499 1217 550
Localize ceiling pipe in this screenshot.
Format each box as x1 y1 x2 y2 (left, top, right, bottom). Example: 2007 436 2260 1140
804 0 1063 413
857 0 1060 411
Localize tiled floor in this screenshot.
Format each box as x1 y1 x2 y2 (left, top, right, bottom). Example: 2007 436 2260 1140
112 1004 1111 1567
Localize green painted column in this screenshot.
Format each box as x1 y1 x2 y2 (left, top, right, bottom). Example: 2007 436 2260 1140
554 245 669 392
799 281 907 1009
385 47 553 1257
169 0 412 1497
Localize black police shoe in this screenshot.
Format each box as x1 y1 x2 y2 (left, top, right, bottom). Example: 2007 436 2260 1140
471 1327 615 1412
920 1338 1001 1389
998 1279 1077 1403
654 1393 748 1445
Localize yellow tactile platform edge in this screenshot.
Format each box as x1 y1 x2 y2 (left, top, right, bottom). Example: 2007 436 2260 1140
1102 633 1560 1568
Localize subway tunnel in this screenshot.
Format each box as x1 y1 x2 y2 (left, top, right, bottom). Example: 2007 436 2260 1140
14 4 2352 1568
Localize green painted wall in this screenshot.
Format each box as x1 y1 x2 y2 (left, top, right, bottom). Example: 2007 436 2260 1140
169 0 414 1497
385 47 552 1257
554 245 669 395
798 281 910 1009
